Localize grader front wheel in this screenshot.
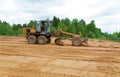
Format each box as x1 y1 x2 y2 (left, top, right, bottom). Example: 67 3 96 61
72 36 82 46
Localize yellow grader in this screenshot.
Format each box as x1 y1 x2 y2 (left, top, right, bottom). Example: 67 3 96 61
23 20 88 46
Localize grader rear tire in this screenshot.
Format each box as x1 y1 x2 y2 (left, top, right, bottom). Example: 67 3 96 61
72 36 82 46
38 36 47 44
28 35 36 44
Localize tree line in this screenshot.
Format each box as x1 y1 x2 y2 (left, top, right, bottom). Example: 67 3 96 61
51 16 120 41
0 20 35 36
0 16 120 41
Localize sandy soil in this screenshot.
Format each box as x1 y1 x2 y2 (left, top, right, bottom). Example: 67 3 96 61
0 36 120 77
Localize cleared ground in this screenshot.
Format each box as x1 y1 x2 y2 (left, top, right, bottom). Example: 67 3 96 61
0 36 120 77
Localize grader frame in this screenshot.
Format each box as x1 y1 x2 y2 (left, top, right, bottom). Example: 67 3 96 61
53 30 88 46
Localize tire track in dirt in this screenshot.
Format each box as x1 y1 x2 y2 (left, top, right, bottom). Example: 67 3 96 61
0 50 120 63
0 36 120 77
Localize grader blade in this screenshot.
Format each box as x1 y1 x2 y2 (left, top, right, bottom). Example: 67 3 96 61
55 38 64 46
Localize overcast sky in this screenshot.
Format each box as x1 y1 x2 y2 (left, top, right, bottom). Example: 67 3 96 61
0 0 120 33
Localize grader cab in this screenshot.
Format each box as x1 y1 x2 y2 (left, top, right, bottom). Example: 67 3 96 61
23 20 52 44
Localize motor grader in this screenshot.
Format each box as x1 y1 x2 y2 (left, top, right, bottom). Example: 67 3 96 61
23 20 88 46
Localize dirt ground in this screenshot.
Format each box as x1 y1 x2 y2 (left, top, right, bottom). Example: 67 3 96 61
0 36 120 77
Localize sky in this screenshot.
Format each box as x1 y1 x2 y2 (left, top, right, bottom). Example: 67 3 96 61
0 0 120 33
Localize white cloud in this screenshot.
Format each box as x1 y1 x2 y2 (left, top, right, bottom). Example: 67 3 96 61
0 0 120 33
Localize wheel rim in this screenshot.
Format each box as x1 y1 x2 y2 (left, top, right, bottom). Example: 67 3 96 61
72 36 81 46
28 35 36 44
38 36 47 44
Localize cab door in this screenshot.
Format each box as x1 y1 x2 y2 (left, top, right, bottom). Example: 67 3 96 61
36 21 41 32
